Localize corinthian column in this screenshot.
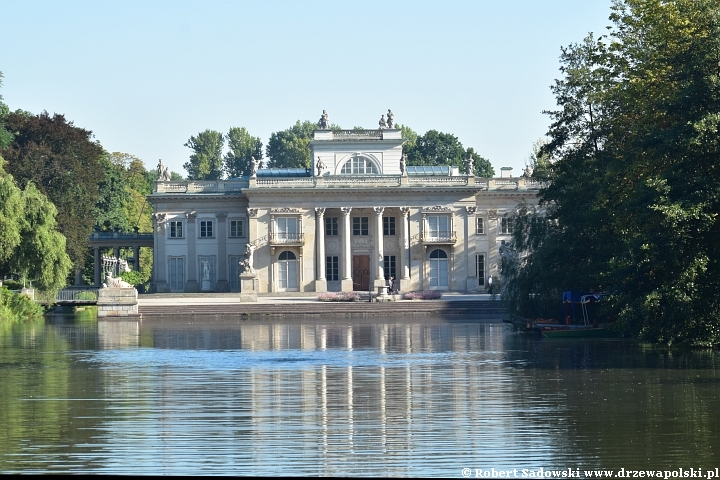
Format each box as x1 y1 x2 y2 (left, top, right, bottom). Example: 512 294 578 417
341 207 353 292
400 207 411 291
315 208 327 292
374 207 385 285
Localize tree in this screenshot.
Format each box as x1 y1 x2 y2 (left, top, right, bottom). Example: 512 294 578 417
0 72 12 149
0 159 23 265
92 155 131 232
506 0 720 346
183 130 224 180
1 111 105 272
265 120 317 169
10 182 72 290
404 129 495 177
527 139 552 181
224 127 263 177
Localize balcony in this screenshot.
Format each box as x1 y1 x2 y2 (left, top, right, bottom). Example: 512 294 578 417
269 232 305 246
420 231 457 245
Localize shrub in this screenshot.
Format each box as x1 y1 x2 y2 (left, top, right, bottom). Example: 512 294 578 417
402 290 442 300
317 292 360 302
0 287 45 321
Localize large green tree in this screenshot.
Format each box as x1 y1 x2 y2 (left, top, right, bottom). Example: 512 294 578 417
183 130 224 180
92 155 131 232
265 120 317 169
505 0 720 346
224 127 263 177
404 129 494 177
1 111 105 272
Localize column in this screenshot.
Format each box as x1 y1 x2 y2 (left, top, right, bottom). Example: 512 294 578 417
340 207 353 292
374 207 385 286
315 208 327 292
132 246 140 270
400 207 411 292
151 213 167 292
465 206 477 291
185 211 198 292
216 212 228 292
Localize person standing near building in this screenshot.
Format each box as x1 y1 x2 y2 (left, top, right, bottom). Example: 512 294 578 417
487 275 493 294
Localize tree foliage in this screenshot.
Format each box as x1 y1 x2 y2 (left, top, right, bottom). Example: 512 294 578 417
183 130 224 180
93 155 131 232
403 129 495 177
0 160 71 290
265 120 316 169
505 0 720 346
1 111 105 272
224 127 263 177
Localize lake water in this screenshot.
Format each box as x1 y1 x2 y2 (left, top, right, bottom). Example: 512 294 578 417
1 315 719 476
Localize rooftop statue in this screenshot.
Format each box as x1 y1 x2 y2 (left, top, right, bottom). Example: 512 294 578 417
316 157 327 177
387 109 395 129
250 156 261 178
464 154 474 176
522 165 534 177
157 159 171 181
400 154 407 176
317 110 330 129
379 114 387 129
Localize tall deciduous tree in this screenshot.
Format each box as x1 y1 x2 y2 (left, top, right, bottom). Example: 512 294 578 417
224 127 263 177
93 156 131 232
183 130 224 180
0 159 23 264
506 0 720 346
265 120 317 169
1 111 105 272
404 129 494 177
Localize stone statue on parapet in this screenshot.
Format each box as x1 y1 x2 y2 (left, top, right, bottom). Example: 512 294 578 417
522 165 534 177
379 114 387 129
316 157 327 177
400 154 407 176
157 159 171 181
317 110 330 129
250 156 261 178
464 154 475 176
387 109 395 128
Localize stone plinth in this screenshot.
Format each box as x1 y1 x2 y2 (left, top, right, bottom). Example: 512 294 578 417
97 287 139 317
240 272 259 302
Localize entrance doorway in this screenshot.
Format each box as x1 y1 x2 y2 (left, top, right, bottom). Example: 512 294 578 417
352 255 370 291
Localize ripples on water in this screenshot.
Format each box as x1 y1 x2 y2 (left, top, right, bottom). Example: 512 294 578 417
1 317 719 475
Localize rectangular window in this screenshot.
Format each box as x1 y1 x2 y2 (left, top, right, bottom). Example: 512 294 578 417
169 221 183 238
476 254 485 285
325 217 338 236
326 256 339 281
200 220 213 238
427 215 450 237
353 217 369 235
476 217 484 234
230 220 244 238
276 217 299 242
501 217 514 234
383 255 396 281
383 217 396 236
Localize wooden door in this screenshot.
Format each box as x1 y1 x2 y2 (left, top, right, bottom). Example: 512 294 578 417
352 255 370 291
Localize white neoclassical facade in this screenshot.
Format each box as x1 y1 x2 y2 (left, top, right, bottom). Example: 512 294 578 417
148 128 541 294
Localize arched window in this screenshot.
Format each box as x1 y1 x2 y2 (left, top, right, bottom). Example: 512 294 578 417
429 249 449 288
278 251 298 291
340 155 379 174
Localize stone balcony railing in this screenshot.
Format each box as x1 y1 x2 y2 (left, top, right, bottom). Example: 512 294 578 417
154 176 546 193
268 232 305 246
420 231 457 244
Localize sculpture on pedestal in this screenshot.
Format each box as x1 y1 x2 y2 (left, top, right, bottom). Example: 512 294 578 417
316 157 327 177
241 243 256 274
250 156 261 178
387 109 395 128
317 110 330 129
379 115 387 129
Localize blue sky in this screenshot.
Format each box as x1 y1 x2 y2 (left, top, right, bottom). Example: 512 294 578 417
1 0 613 177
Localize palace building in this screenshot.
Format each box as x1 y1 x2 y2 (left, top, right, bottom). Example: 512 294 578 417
147 124 541 295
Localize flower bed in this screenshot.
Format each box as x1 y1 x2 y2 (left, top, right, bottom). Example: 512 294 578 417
402 291 442 300
317 292 360 302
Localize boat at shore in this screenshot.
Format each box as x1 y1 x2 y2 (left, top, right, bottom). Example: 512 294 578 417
503 316 618 338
